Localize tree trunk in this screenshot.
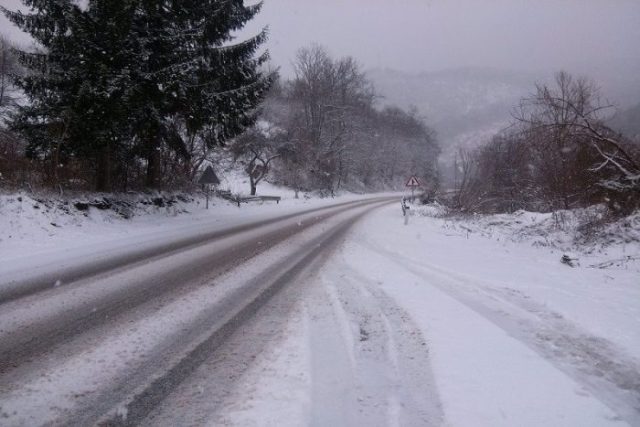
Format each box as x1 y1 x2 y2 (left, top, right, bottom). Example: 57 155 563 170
50 139 61 188
96 143 111 192
146 142 161 188
250 176 257 196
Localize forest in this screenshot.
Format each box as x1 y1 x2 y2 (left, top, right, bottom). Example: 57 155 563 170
0 2 438 197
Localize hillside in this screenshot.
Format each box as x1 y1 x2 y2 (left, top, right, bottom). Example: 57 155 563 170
368 67 640 160
367 67 536 157
609 102 640 141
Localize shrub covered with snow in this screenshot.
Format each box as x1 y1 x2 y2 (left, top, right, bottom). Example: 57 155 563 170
414 203 640 268
412 201 449 218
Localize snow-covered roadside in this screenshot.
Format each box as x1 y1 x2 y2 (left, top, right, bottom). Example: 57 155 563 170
394 204 640 358
0 160 378 262
346 206 639 425
0 202 385 426
215 204 639 426
0 187 378 268
413 203 640 266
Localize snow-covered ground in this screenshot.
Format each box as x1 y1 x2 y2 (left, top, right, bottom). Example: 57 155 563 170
0 176 366 264
214 203 640 426
2 187 638 425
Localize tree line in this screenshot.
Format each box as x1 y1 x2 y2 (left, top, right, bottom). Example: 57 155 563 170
452 72 640 215
0 3 440 196
232 45 440 196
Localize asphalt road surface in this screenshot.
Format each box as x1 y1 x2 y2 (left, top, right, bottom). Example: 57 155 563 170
0 197 394 426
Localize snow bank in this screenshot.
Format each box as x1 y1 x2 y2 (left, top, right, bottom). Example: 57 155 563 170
412 200 449 218
413 202 640 267
344 205 640 425
0 188 375 264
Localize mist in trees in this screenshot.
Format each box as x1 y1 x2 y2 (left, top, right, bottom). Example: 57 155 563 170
1 7 439 196
231 45 440 196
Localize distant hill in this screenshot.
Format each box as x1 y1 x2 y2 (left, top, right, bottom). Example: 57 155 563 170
608 103 640 141
367 67 640 159
367 67 536 157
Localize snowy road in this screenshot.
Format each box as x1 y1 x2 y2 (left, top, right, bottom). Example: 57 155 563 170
1 199 638 426
0 197 393 425
197 205 639 427
0 197 387 303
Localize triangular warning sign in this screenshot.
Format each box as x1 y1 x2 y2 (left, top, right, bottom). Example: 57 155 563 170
198 166 220 185
405 176 421 187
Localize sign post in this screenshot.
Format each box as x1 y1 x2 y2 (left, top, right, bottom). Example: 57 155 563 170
198 166 221 209
401 197 410 225
405 175 421 202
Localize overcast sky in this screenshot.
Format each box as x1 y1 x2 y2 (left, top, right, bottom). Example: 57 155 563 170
247 0 640 77
2 0 639 77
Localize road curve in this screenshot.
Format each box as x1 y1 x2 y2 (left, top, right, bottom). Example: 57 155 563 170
0 197 393 426
0 197 391 303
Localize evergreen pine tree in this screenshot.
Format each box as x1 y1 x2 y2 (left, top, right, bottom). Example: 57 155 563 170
3 0 272 190
64 0 137 191
2 0 137 190
1 0 80 185
127 0 273 187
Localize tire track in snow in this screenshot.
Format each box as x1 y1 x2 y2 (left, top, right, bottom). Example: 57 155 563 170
93 202 382 427
0 198 386 303
305 256 444 426
358 237 640 426
0 198 390 377
0 198 392 426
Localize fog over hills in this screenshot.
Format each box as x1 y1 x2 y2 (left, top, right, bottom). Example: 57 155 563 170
367 66 640 161
368 67 531 157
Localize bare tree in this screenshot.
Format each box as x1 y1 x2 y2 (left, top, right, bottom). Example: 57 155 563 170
288 45 374 194
245 46 440 195
515 71 639 212
451 148 483 212
231 120 285 195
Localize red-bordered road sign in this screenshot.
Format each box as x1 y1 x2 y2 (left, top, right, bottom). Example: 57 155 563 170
405 176 421 187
